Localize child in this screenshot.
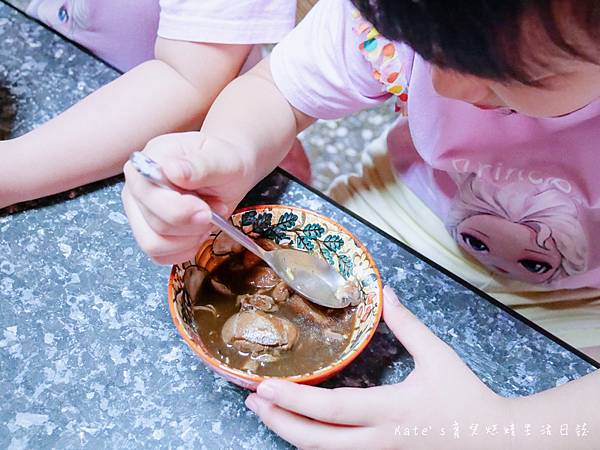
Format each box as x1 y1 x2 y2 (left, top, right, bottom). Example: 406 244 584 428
0 0 312 209
123 0 600 447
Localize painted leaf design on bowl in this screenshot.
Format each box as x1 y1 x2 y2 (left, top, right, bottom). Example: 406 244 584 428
252 212 273 235
302 223 325 239
274 211 298 231
241 210 299 244
337 254 354 279
240 210 257 226
296 234 315 251
238 208 357 281
321 248 335 267
323 235 344 252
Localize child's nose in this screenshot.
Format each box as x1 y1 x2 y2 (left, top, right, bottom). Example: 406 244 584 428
430 66 491 105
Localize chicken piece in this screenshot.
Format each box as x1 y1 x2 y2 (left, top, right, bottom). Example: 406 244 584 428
212 232 244 255
335 280 363 306
183 266 208 302
210 278 234 296
237 294 279 313
221 310 298 354
272 281 290 303
246 266 280 290
241 250 262 269
286 294 331 327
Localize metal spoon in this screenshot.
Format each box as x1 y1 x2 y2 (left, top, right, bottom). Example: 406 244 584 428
129 151 352 308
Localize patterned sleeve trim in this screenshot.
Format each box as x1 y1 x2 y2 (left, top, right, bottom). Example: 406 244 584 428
352 10 409 115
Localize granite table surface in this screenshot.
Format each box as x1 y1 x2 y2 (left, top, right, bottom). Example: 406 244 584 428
0 2 598 449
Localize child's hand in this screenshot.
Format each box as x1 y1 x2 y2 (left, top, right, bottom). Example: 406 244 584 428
122 132 255 264
245 287 512 450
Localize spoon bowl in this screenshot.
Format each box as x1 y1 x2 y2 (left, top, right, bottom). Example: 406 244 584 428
269 247 351 308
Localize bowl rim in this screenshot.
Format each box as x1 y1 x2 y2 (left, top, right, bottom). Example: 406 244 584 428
168 204 383 385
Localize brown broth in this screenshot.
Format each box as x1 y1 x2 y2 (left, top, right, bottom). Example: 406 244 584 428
192 252 356 377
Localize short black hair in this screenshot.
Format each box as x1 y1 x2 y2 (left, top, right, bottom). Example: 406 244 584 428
351 0 600 85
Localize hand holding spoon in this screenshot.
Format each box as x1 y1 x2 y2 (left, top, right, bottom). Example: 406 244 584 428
129 152 357 308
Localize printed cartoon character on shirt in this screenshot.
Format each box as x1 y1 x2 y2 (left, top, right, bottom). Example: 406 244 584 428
446 174 588 284
26 0 159 71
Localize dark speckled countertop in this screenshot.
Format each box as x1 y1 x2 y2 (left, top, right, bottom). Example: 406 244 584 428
0 3 597 449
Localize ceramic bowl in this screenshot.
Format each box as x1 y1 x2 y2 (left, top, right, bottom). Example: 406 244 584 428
168 205 383 390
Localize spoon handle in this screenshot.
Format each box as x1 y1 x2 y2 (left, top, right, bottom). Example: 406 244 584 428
129 151 268 260
208 211 268 260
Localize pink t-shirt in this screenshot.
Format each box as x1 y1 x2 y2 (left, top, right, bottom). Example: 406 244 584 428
271 0 600 290
158 0 296 45
27 0 296 72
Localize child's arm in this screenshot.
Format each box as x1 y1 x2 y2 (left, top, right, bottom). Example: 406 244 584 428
122 0 387 264
509 369 599 449
121 58 315 264
0 38 250 208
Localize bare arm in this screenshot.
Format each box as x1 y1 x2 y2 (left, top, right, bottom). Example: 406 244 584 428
121 56 316 264
200 57 315 188
0 37 250 208
507 369 599 449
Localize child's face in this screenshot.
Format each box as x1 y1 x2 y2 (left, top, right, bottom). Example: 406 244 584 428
456 214 562 283
431 59 600 118
430 13 600 118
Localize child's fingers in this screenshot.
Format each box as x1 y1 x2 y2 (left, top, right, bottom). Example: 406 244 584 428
136 203 211 237
255 379 388 426
245 395 370 450
160 136 246 191
383 286 451 367
124 161 211 230
152 250 200 266
122 186 205 261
